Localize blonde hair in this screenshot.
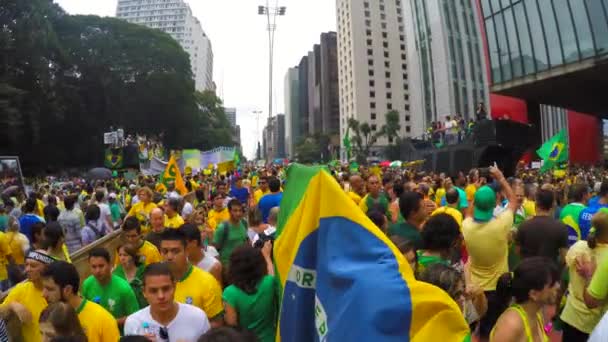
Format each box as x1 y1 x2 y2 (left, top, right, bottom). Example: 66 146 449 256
137 186 153 200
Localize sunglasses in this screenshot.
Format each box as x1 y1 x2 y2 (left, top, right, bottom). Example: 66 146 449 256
159 327 169 340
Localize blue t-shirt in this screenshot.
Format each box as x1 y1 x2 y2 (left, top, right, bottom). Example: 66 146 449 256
230 187 249 205
579 203 608 241
258 193 283 223
19 214 44 242
588 196 600 208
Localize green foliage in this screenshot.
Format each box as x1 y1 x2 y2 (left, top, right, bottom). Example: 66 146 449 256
0 1 231 172
347 118 383 163
383 110 401 144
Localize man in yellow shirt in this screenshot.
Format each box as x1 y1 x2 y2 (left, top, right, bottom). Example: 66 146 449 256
431 188 463 228
207 193 230 231
346 175 365 205
160 229 224 327
253 176 270 205
42 261 120 342
117 217 161 267
0 250 52 342
164 197 185 229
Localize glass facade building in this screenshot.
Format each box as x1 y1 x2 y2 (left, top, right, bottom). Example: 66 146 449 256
481 0 608 84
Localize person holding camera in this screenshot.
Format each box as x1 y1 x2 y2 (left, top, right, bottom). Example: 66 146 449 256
223 243 278 342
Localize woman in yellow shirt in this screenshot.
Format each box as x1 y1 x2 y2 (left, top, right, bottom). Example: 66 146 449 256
127 187 157 234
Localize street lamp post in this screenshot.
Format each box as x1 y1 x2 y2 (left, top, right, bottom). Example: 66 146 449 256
258 1 286 123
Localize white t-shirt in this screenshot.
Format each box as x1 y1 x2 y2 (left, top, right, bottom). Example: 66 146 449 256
195 251 219 273
590 311 608 342
97 202 112 231
124 302 210 341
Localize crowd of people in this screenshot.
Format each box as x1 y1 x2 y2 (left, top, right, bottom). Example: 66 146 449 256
0 161 608 341
424 102 488 146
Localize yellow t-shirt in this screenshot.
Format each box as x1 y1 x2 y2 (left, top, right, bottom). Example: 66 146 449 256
207 208 230 231
174 264 223 320
164 214 185 229
463 209 514 291
431 206 463 229
253 189 270 204
465 184 477 202
77 299 120 342
0 232 12 281
347 191 362 205
560 241 608 333
127 202 158 234
2 281 47 342
36 199 45 217
5 231 27 265
523 199 536 217
115 240 160 267
435 188 446 206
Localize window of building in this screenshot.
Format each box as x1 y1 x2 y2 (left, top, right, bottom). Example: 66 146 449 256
385 71 391 78
384 61 390 68
400 35 404 41
386 82 392 88
387 103 393 110
382 22 387 29
368 49 373 56
371 124 377 131
371 102 376 109
399 25 404 32
403 73 407 79
369 70 374 76
405 105 410 111
371 113 377 120
367 39 372 46
383 41 389 48
400 44 405 51
364 2 369 8
366 29 372 36
365 10 370 17
402 63 406 70
387 92 392 99
388 136 394 143
406 126 411 133
381 13 386 20
370 91 376 98
405 115 410 121
380 4 385 11
369 80 375 87
368 59 373 66
384 51 389 58
365 19 371 27
382 32 388 38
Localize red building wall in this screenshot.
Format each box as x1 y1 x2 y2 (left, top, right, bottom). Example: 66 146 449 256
475 0 600 165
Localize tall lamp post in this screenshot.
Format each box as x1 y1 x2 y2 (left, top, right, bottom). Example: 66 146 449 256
258 1 286 123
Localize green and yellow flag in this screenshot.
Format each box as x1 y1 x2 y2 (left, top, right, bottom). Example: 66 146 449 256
160 155 188 195
104 148 123 169
537 129 568 173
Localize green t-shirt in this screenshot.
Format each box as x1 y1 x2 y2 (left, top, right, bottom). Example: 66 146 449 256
417 250 449 274
110 202 121 222
388 222 422 249
213 220 248 264
222 275 279 342
81 274 140 321
113 265 148 309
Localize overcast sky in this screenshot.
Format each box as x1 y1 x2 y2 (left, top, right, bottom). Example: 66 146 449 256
54 0 336 158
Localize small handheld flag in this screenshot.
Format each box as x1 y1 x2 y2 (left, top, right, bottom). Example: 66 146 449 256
160 155 188 195
537 129 568 173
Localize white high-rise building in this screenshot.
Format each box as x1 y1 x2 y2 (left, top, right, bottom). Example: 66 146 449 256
337 0 413 158
224 107 237 128
403 0 489 130
116 0 214 91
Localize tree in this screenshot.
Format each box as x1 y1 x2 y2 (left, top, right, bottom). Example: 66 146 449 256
383 110 401 145
295 136 322 164
347 118 384 163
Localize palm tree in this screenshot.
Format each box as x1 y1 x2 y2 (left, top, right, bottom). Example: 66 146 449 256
347 117 384 163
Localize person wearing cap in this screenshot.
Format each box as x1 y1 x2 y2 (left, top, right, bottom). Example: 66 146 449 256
108 192 122 226
0 250 53 341
462 165 517 342
207 192 230 231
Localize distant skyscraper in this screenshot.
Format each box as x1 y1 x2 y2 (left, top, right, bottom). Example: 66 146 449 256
403 0 488 131
284 67 300 158
224 107 237 128
337 0 413 158
263 114 286 160
116 0 214 91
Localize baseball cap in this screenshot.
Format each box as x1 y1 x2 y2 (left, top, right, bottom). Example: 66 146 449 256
108 193 117 199
473 186 496 222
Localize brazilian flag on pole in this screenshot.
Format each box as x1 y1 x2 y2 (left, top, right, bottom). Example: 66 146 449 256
273 164 470 341
104 148 123 169
537 129 568 173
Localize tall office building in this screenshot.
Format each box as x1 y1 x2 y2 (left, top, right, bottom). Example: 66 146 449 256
116 0 214 91
337 0 412 158
224 107 237 128
403 0 488 131
284 67 300 158
263 114 286 160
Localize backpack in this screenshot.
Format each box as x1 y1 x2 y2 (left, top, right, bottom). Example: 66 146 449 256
86 221 105 239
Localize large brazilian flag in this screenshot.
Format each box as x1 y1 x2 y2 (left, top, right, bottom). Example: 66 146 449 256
273 164 470 342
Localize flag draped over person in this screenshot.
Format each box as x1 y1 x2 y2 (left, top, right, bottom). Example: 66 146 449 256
160 155 188 195
537 129 568 173
273 164 470 342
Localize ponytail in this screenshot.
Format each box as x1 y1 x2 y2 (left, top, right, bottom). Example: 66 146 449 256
496 272 514 309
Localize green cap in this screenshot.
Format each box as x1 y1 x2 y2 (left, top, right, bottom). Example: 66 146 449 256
473 186 496 222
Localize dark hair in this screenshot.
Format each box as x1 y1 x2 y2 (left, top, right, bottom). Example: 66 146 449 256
85 204 101 222
167 197 181 212
399 191 423 220
390 235 417 256
120 337 151 342
393 181 404 199
23 197 37 213
496 257 558 307
445 188 459 205
197 326 258 342
248 207 263 226
63 195 77 211
50 337 88 342
195 189 205 201
227 199 242 211
142 262 174 286
40 302 87 341
117 243 142 267
94 190 105 203
228 245 266 295
268 177 281 192
367 210 386 230
43 222 65 249
180 223 201 246
567 183 587 203
418 264 463 303
600 180 608 197
44 205 60 222
588 210 608 249
88 247 111 263
122 216 141 234
31 222 45 245
418 183 430 197
160 228 187 247
42 261 80 294
421 214 461 252
535 189 554 211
